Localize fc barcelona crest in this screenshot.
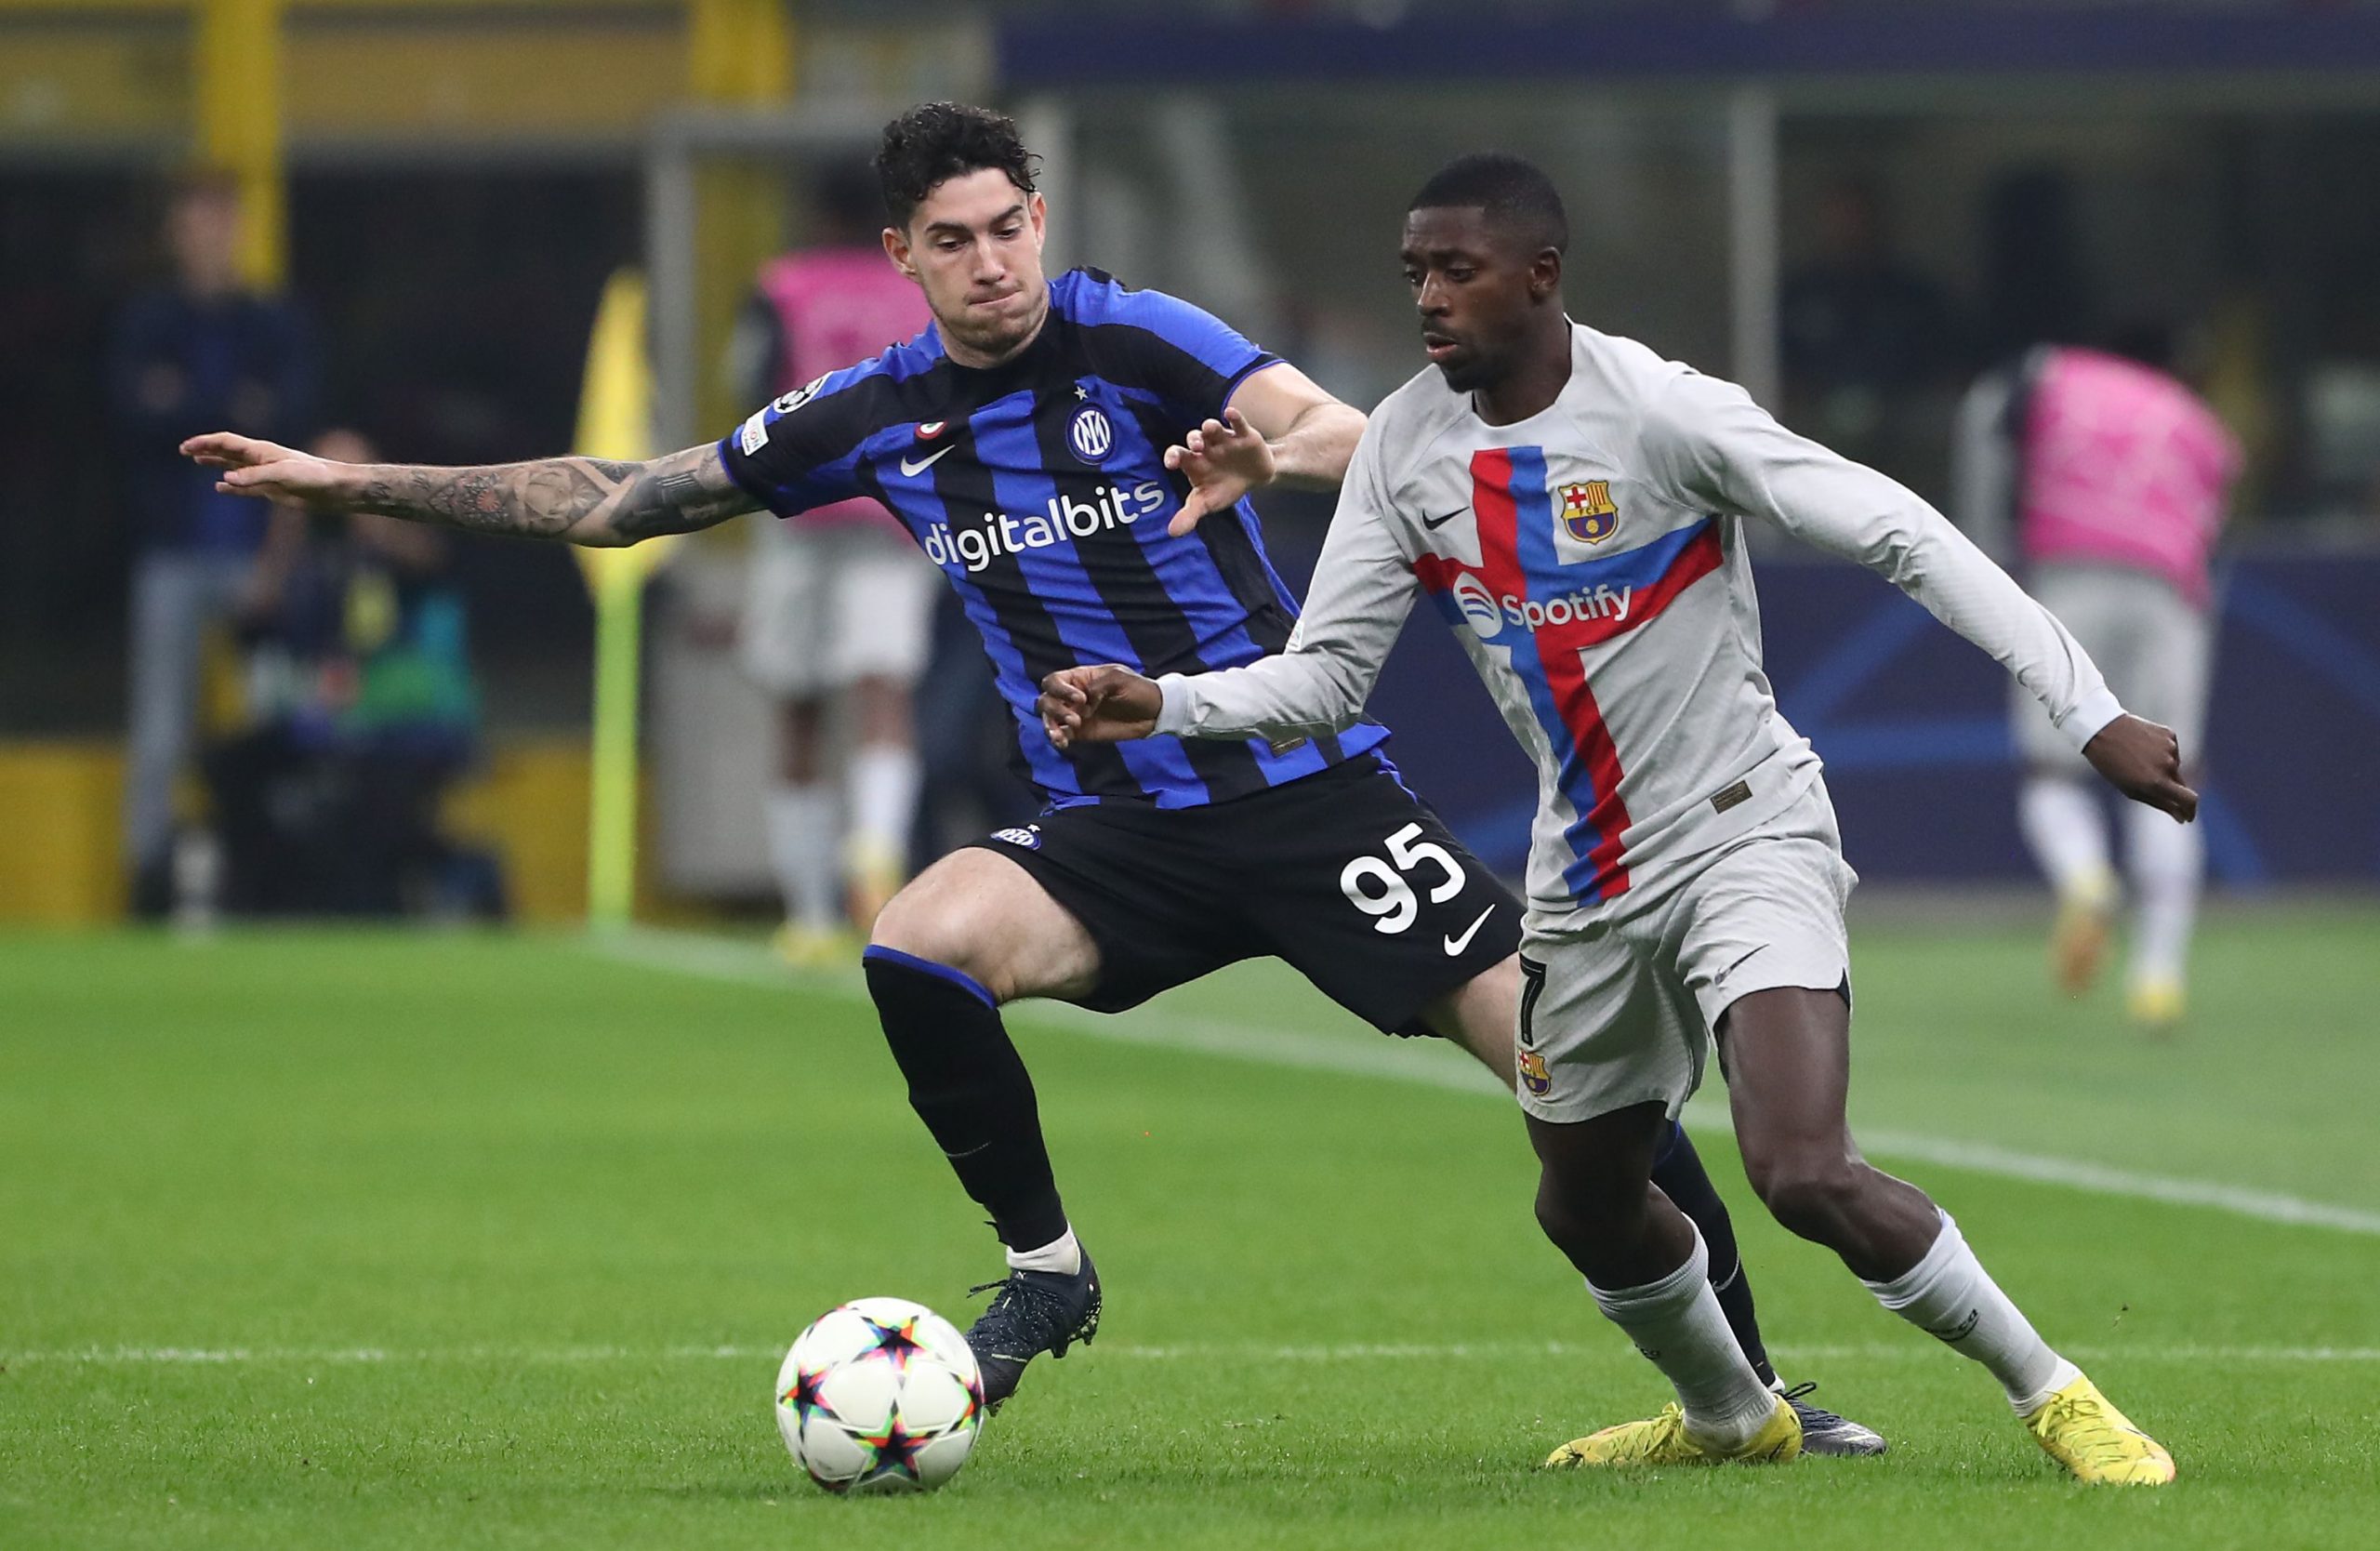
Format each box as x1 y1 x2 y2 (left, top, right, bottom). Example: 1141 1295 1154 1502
1560 480 1618 544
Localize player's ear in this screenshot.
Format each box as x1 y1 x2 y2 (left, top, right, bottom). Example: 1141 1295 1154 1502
1528 246 1564 304
1026 192 1048 252
883 223 918 282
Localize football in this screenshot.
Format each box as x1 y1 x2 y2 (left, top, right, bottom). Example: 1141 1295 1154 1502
774 1297 985 1494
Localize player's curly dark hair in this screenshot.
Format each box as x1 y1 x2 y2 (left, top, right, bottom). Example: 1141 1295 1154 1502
876 101 1040 230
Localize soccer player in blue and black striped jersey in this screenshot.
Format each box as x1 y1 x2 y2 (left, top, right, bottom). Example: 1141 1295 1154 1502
183 101 1880 1452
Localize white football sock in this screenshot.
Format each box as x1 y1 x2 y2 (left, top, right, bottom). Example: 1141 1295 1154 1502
2018 776 2115 904
763 783 841 932
1005 1225 1082 1276
2124 802 2202 988
1588 1230 1779 1449
1863 1210 2077 1413
846 743 922 868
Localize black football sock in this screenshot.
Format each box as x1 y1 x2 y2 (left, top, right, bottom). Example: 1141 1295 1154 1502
863 947 1069 1253
1651 1120 1779 1387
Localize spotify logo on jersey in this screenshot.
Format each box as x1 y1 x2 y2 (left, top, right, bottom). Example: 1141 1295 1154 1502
1447 568 1638 638
1451 573 1503 640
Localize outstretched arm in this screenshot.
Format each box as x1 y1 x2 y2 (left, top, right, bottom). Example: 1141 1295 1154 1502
181 433 760 548
1643 372 2196 822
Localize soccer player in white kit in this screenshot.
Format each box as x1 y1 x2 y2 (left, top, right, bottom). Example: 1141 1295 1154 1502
1040 154 2193 1483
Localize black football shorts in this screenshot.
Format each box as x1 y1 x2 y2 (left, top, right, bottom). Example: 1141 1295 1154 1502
963 754 1522 1035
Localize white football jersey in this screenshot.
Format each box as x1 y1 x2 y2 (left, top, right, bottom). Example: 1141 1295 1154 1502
1156 323 2123 918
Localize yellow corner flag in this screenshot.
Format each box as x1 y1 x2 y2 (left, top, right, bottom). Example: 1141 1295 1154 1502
571 269 671 932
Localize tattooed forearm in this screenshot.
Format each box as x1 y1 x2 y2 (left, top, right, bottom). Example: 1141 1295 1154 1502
346 445 756 546
608 457 752 542
351 459 628 538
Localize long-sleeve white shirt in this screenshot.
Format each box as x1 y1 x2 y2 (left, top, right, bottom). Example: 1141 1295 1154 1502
1156 323 2124 917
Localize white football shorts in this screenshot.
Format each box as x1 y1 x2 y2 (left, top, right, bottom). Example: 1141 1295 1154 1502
2016 562 2213 771
1514 781 1857 1125
738 519 937 698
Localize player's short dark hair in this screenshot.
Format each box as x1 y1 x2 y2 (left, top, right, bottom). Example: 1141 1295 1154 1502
1407 152 1569 256
876 101 1039 230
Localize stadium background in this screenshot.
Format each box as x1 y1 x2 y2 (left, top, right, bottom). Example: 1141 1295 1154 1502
7 0 2380 919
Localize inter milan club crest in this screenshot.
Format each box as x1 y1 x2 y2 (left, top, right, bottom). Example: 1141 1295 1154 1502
1560 480 1619 544
1067 403 1115 464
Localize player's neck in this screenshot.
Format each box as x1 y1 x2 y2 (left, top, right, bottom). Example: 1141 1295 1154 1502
1469 318 1574 426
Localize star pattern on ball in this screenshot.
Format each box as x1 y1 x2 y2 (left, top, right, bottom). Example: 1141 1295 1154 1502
856 1313 927 1372
854 1400 927 1485
780 1363 831 1428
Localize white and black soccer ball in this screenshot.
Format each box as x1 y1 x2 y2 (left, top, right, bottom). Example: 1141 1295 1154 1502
775 1297 985 1494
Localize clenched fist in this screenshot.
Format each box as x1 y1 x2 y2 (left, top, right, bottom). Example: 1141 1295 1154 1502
1039 664 1164 749
2082 714 2198 822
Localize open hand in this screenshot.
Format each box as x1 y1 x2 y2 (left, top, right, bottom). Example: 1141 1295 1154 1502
1039 664 1163 748
2082 714 2198 822
181 432 352 510
1161 407 1274 537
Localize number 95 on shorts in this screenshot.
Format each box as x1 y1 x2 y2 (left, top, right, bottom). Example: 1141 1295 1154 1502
965 754 1524 1036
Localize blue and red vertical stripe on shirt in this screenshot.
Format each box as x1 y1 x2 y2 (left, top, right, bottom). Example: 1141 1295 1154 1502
1417 445 1724 904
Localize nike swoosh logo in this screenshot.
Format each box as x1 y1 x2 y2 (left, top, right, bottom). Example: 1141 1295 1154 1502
1444 904 1495 956
1421 506 1469 530
900 445 955 477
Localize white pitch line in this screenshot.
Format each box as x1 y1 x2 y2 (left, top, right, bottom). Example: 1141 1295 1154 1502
7 1342 2375 1367
1839 1129 2380 1237
1095 1342 2380 1366
581 928 2380 1239
584 927 1500 1098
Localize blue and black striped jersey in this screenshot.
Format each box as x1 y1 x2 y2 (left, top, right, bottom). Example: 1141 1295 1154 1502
717 267 1392 809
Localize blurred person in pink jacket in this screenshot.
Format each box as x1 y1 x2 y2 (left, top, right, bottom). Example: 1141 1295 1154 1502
1953 325 2240 1028
725 162 936 963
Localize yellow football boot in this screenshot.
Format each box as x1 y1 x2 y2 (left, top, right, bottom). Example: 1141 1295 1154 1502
2022 1373 2175 1485
2049 875 2116 998
771 921 857 971
1545 1396 1802 1469
843 835 906 937
2126 976 2186 1033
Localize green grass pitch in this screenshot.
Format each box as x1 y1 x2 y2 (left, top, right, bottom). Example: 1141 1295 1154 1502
6 904 2377 1549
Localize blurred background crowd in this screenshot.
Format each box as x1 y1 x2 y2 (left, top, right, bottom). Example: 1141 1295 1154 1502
6 0 2379 949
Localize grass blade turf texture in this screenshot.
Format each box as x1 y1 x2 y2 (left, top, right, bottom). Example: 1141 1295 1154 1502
4 908 2376 1549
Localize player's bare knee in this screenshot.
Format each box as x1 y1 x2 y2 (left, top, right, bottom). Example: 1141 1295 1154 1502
867 879 996 988
1535 1170 1633 1255
1746 1145 1864 1239
866 851 1091 1004
1532 1178 1596 1265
